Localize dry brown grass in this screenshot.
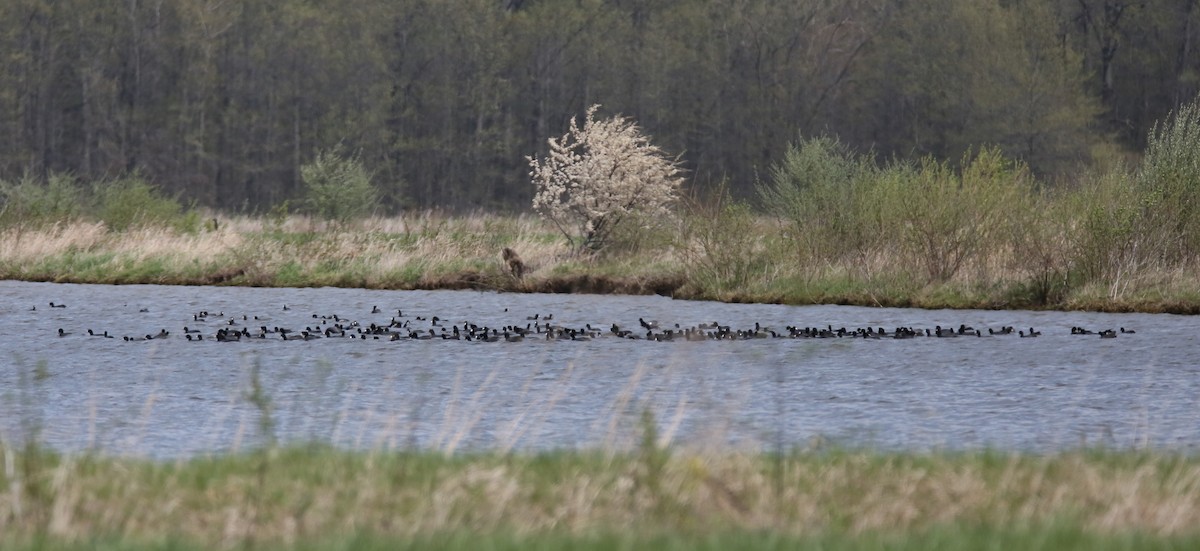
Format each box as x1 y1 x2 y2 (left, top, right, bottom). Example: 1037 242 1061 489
0 222 110 263
4 212 1200 311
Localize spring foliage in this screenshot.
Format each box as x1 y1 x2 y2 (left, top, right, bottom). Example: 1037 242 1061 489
0 172 82 226
1139 99 1200 259
301 146 378 225
759 137 1033 282
529 105 683 253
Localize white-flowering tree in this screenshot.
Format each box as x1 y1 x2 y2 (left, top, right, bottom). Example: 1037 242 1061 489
529 105 683 253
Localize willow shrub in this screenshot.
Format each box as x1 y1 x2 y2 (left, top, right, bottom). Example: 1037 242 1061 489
1004 187 1077 306
95 175 195 232
0 172 84 227
757 136 882 265
301 146 378 226
678 188 772 295
1137 95 1200 260
1071 168 1146 286
763 138 1034 284
1065 96 1200 291
884 148 1031 282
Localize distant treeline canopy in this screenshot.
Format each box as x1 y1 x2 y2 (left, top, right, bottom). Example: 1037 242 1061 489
0 0 1196 212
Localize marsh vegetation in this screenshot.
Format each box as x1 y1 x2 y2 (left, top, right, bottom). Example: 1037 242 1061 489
4 100 1200 312
3 436 1200 550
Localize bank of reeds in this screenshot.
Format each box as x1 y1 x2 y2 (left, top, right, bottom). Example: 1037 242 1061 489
1 202 1199 312
0 213 685 295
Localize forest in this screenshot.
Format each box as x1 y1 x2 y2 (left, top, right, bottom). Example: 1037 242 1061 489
0 0 1196 213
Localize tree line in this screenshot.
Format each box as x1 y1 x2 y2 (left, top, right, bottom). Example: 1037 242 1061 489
0 0 1195 213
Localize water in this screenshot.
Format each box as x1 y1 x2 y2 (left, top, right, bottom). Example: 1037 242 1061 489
1 280 1197 458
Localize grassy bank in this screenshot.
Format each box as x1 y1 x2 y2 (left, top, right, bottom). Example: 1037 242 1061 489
2 211 1200 313
0 214 687 294
2 442 1199 550
4 101 1200 312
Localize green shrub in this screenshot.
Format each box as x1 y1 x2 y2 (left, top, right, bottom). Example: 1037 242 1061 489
601 210 676 257
883 148 1030 282
759 138 1033 283
1136 95 1200 260
758 136 880 263
1004 187 1076 305
679 187 771 294
1060 95 1200 294
301 146 378 225
1075 168 1137 284
0 172 84 227
95 175 189 231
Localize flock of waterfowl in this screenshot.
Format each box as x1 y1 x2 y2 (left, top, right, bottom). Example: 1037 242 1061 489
40 301 1137 344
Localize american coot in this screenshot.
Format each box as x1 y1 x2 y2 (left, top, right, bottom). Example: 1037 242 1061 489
33 299 1141 348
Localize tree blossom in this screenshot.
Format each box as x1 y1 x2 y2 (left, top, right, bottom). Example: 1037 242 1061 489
529 105 683 252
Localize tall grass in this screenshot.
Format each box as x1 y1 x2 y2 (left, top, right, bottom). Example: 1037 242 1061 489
4 204 1200 311
1 440 1198 549
3 344 1199 549
4 527 1199 551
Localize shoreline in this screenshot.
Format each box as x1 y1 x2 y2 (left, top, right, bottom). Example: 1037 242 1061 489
3 215 1199 315
8 271 1199 316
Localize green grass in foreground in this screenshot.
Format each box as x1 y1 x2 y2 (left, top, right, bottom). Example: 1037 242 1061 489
1 443 1199 550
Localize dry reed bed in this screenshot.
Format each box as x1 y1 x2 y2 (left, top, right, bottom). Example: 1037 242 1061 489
1 447 1198 547
3 214 1200 311
0 215 571 285
0 214 682 292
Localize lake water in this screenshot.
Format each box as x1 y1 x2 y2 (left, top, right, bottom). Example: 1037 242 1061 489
1 280 1198 458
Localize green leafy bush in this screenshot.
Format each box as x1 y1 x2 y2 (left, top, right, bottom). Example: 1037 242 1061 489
885 148 1030 282
301 146 378 225
678 188 771 294
1005 188 1076 305
757 136 880 262
1072 168 1144 286
761 137 1034 283
95 175 190 231
1137 96 1200 260
1067 95 1200 293
0 172 84 227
